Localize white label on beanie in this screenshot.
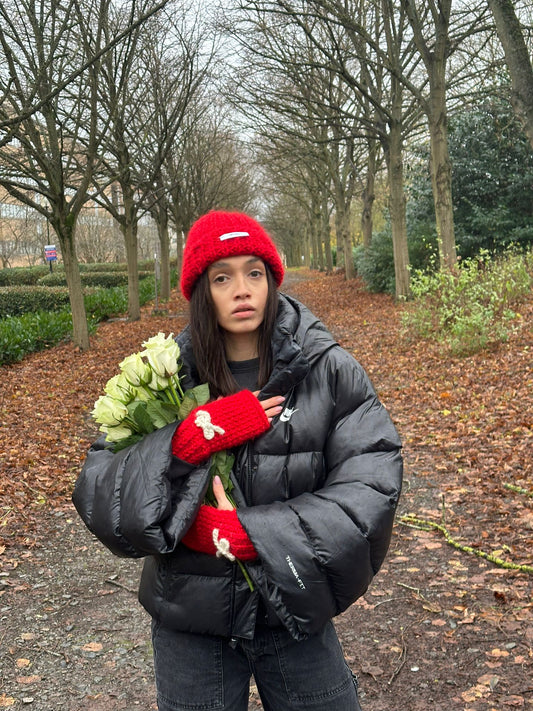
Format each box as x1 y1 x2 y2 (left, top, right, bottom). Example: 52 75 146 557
219 231 250 241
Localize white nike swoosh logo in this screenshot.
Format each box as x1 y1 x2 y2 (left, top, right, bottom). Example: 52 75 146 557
280 407 298 422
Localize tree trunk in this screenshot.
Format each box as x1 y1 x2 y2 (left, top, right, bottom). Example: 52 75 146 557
487 0 533 150
303 224 311 267
169 197 186 283
157 205 171 301
335 203 355 280
336 225 344 269
176 229 184 278
120 185 140 320
361 138 377 248
122 221 140 320
321 191 333 272
428 69 457 269
311 202 324 270
384 122 410 299
55 219 90 350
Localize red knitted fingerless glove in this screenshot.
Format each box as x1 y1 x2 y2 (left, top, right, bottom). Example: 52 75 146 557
182 506 258 561
171 390 269 465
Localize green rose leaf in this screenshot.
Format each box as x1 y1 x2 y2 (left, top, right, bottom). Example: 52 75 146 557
146 400 181 428
178 384 210 420
204 451 235 506
128 401 155 434
191 383 210 406
112 433 144 452
213 450 234 493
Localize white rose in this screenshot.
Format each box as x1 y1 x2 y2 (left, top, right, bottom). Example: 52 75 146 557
141 332 180 377
119 352 152 386
92 395 128 426
132 386 152 402
104 374 134 403
149 371 170 391
101 423 133 443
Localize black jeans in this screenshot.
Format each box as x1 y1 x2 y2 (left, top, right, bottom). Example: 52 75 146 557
152 620 363 710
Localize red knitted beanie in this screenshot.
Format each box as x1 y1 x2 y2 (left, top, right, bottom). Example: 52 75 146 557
180 210 285 300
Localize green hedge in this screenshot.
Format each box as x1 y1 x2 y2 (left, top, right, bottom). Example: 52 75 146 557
38 270 153 287
0 286 71 317
79 262 128 272
0 272 178 365
0 310 79 364
79 260 161 272
0 261 160 285
0 265 50 286
38 271 127 288
0 268 179 365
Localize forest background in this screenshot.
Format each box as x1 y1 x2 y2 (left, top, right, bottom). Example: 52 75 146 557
1 0 533 348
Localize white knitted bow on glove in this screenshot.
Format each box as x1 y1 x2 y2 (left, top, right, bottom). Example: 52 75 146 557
194 410 225 440
212 528 235 561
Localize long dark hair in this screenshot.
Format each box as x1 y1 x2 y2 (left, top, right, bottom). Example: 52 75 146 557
189 264 279 397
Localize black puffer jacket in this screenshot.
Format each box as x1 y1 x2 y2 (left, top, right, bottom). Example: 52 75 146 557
73 294 403 641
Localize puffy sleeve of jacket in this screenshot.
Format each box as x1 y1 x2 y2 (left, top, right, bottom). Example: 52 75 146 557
72 422 212 558
237 348 403 639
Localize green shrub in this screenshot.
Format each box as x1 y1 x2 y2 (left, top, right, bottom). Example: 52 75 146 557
0 270 177 365
0 310 75 365
84 284 129 321
354 231 395 293
0 286 71 317
402 249 532 355
79 262 128 272
140 275 157 304
354 225 439 294
38 271 132 288
0 265 51 286
84 274 165 322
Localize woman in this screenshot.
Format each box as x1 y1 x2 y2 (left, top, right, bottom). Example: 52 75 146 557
73 210 403 711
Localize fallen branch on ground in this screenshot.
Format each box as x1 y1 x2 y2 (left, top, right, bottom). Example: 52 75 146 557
397 513 533 574
503 483 533 498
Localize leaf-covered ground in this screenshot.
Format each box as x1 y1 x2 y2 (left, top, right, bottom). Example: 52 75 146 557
0 269 531 710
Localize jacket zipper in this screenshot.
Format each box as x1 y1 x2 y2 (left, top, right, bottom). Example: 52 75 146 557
235 441 253 504
245 441 254 503
229 559 237 636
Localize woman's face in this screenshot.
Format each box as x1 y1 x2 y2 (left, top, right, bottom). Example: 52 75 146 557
208 255 269 342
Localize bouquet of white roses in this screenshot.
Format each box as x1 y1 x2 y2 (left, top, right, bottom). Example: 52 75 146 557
92 332 254 590
91 332 235 505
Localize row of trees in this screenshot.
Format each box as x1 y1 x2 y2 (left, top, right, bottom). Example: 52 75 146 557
1 0 532 349
0 0 259 348
222 0 533 298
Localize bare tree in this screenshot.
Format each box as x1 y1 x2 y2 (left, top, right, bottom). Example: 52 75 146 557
90 0 210 318
0 0 171 144
0 0 108 348
224 3 371 277
164 98 258 274
263 190 310 267
248 0 420 296
487 0 533 149
0 0 173 347
0 202 45 267
256 130 324 266
76 205 125 263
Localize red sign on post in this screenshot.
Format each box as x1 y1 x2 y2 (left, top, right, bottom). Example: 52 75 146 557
44 245 57 261
44 244 57 262
44 244 57 272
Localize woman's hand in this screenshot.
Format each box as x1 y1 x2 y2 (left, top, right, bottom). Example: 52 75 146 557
212 475 235 510
209 392 285 511
253 391 285 423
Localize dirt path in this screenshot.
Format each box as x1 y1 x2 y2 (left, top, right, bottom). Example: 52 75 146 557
1 269 532 710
